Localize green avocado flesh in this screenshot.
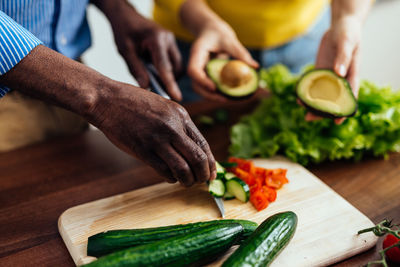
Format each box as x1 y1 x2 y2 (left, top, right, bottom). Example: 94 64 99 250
206 59 258 98
296 69 357 118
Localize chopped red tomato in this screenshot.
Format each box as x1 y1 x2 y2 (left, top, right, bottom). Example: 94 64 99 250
262 186 277 202
250 189 269 211
228 157 289 212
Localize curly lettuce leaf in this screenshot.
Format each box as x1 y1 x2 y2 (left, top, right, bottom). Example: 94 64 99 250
230 64 400 165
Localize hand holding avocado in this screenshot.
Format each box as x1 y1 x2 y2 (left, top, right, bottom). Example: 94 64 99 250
307 0 371 123
180 0 258 101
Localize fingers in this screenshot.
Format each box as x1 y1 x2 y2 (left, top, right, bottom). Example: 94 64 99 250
168 39 183 77
122 43 150 88
346 46 360 98
230 41 259 68
334 118 346 125
156 145 196 187
151 44 182 101
333 38 354 77
184 119 217 181
188 39 216 91
135 147 177 184
304 112 323 122
192 82 228 102
172 137 210 184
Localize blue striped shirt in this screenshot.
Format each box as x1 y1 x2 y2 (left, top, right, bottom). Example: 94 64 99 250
0 0 91 97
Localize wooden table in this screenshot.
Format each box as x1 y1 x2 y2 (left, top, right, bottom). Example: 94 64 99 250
0 99 399 267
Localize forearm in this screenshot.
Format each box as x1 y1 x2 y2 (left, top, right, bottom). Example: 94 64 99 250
0 45 112 121
331 0 372 25
180 0 232 35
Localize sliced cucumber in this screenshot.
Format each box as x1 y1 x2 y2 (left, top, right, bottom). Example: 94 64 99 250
223 191 235 200
219 162 238 168
226 178 250 203
216 162 226 174
225 172 236 180
208 179 226 198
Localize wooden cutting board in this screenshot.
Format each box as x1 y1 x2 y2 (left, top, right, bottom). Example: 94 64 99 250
59 157 378 266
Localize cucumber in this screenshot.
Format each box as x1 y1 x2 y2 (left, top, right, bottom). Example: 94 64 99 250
84 223 244 267
216 161 226 174
225 172 236 180
222 211 298 267
226 177 250 203
208 178 226 197
219 162 238 168
87 219 257 257
223 191 235 200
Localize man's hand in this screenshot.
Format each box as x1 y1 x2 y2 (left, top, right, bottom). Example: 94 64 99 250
180 0 258 101
91 82 217 186
93 0 182 101
0 45 216 186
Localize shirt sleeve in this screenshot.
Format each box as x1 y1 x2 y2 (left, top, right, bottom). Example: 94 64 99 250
0 11 43 97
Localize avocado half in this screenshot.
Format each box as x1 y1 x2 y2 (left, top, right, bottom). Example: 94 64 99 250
206 59 258 98
296 69 357 118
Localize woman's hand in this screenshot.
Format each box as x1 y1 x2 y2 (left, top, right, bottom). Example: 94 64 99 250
316 16 361 96
307 17 362 124
188 24 258 101
180 0 258 101
306 0 371 124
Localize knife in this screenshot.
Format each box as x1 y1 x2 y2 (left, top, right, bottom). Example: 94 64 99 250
142 61 225 218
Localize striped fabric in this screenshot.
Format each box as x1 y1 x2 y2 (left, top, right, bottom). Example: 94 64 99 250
0 0 91 97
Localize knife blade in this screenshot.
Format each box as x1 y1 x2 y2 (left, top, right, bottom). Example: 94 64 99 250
142 61 225 218
144 62 170 100
213 197 225 218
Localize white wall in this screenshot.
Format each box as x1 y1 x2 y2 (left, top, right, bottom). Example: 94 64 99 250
82 0 400 89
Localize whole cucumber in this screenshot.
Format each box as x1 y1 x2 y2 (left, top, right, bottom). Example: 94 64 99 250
84 223 243 267
222 211 297 267
87 219 257 257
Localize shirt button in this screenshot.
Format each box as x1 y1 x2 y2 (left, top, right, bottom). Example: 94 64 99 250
60 34 67 45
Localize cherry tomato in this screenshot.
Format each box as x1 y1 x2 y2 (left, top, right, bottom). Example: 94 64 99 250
383 234 400 263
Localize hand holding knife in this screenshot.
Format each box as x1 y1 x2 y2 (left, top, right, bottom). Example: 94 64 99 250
140 58 225 218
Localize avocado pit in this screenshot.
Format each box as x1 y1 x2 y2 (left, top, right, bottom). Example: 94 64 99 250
220 60 253 88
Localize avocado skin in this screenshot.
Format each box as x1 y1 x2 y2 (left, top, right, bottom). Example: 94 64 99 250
217 89 258 100
206 58 259 99
296 69 357 118
298 98 358 119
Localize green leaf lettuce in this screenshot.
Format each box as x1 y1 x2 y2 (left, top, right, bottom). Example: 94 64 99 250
229 65 400 165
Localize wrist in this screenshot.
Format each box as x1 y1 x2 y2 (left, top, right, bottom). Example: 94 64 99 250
197 20 235 39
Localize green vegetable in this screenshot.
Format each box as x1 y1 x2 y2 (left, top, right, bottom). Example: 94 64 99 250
84 223 243 267
226 177 250 203
296 69 357 118
215 108 229 122
358 219 400 267
230 64 400 165
207 59 258 99
223 191 236 200
225 172 236 180
216 161 226 174
222 211 297 267
87 219 257 257
208 178 226 197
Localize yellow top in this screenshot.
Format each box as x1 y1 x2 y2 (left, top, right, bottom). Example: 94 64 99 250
153 0 329 49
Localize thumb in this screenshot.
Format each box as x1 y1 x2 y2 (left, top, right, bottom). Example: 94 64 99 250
230 41 259 69
333 40 353 77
